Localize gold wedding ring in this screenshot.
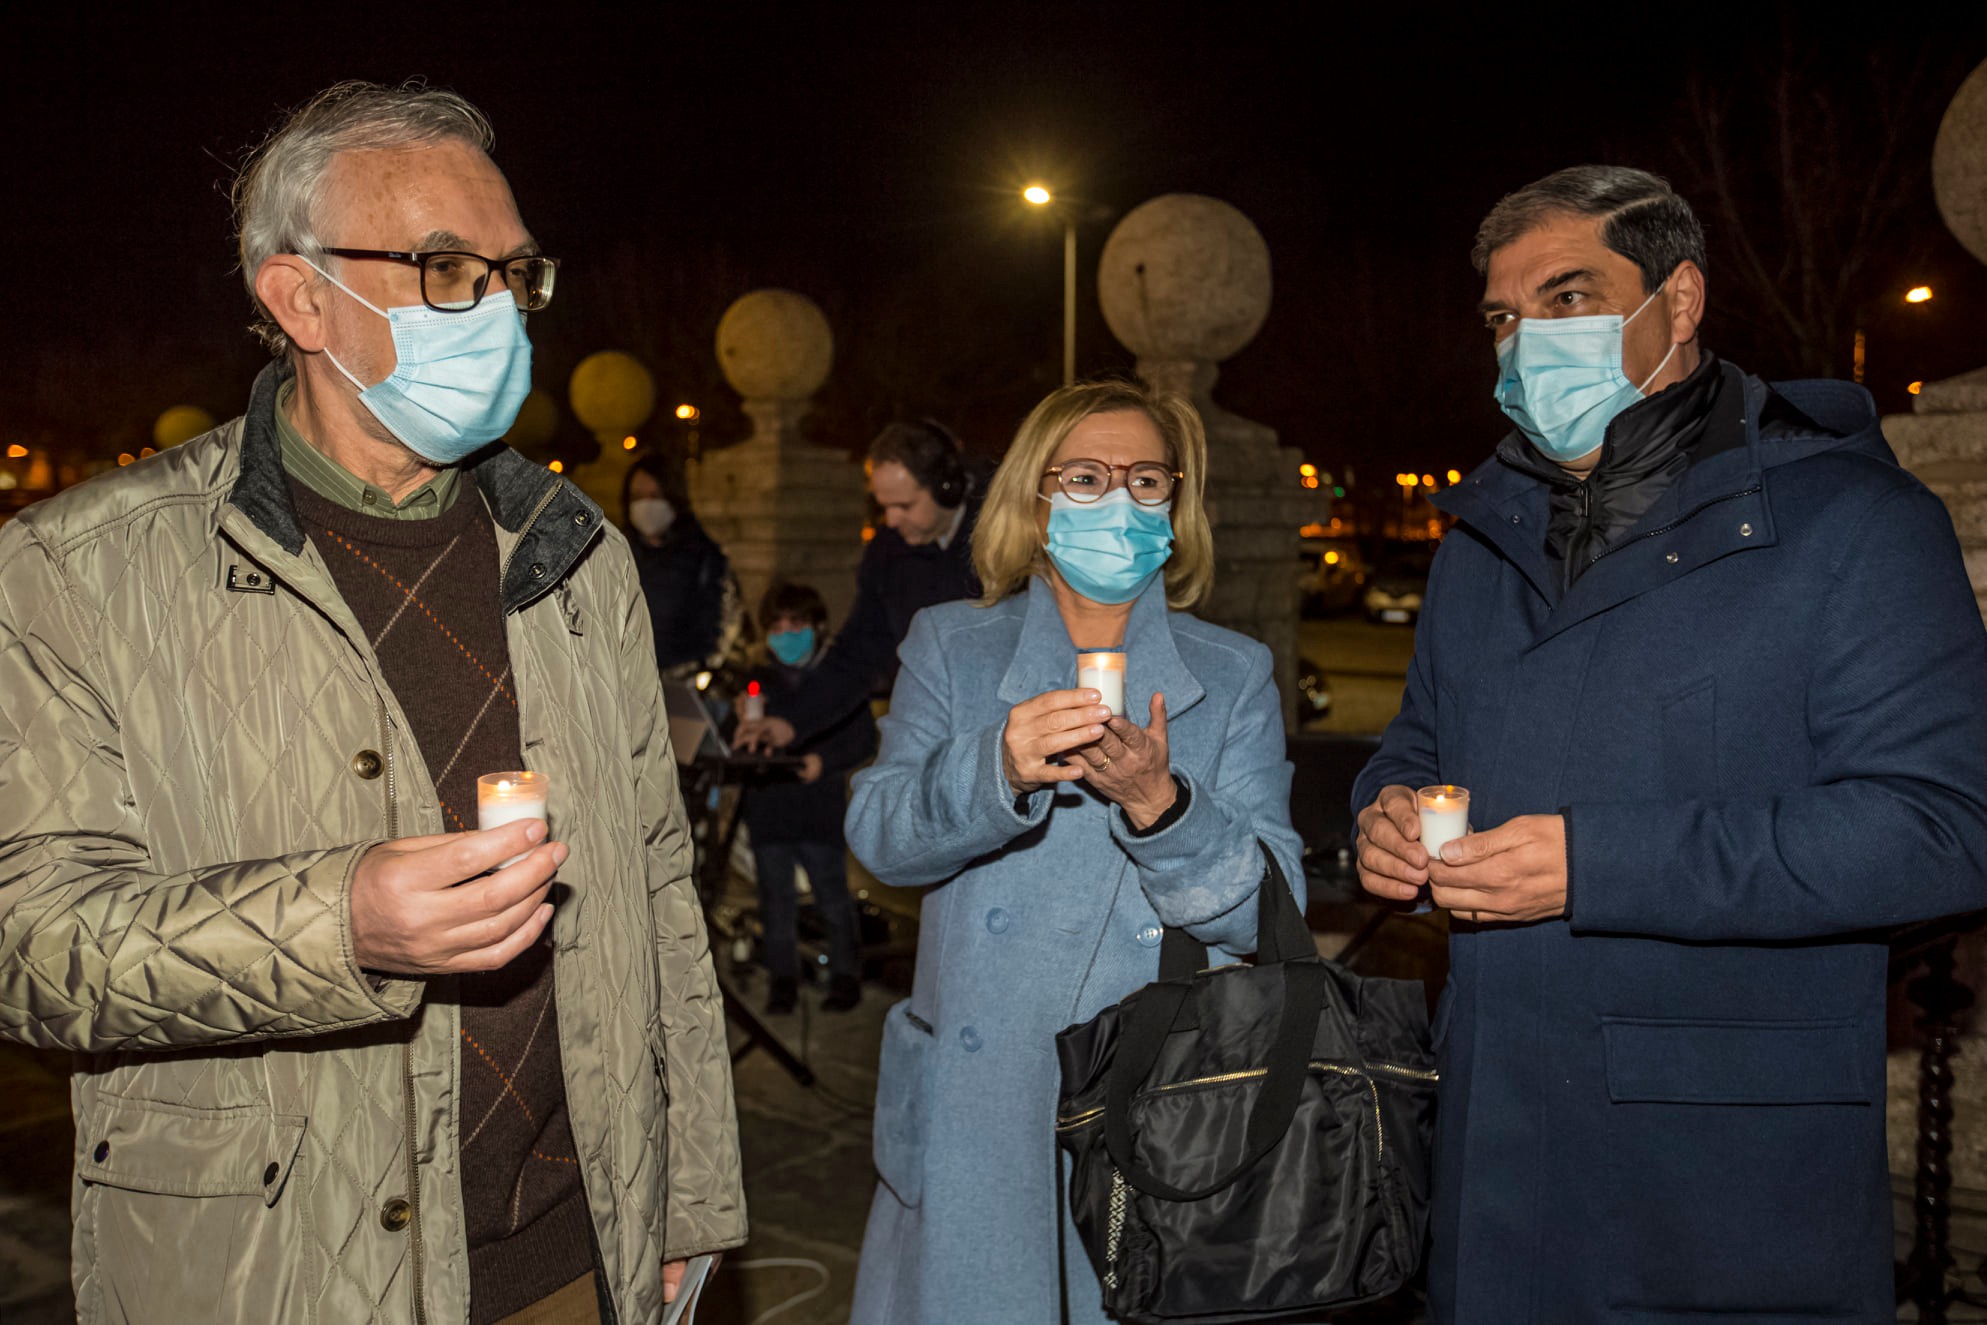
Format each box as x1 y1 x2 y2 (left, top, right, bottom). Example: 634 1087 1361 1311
1098 754 1113 770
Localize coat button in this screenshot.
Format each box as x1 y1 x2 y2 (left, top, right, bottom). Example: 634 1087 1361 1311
573 512 590 526
93 1141 109 1163
530 563 546 579
1136 923 1163 947
380 1197 412 1231
1509 514 1522 525
959 1026 983 1052
351 750 383 780
263 1162 280 1186
1739 522 1753 537
1665 552 1679 564
986 907 1010 934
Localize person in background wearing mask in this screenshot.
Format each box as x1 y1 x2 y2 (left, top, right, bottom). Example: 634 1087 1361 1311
0 82 744 1323
734 419 979 755
1353 166 1987 1321
844 379 1303 1324
740 581 877 1016
625 451 740 675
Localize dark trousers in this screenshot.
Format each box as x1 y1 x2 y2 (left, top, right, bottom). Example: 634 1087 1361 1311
754 839 860 985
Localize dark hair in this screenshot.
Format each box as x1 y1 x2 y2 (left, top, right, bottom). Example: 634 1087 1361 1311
621 452 693 525
868 419 967 509
759 580 828 631
1471 166 1706 294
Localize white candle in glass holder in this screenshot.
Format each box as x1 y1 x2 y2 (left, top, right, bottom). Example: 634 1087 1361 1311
1076 650 1127 718
478 771 549 867
1417 785 1470 862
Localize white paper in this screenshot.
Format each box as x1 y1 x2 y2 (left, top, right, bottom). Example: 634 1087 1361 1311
660 1254 716 1325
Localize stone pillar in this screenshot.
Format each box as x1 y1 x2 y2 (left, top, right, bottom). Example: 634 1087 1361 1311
1097 194 1322 712
1885 56 1987 1229
690 289 867 624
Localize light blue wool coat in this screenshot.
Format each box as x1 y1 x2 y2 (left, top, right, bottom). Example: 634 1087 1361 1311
845 573 1304 1325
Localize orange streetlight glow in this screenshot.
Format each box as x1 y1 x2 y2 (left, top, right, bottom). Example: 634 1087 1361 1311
675 403 699 421
1447 469 1462 484
117 453 135 467
1022 184 1052 206
622 436 638 450
4 444 25 459
549 460 564 473
1906 286 1934 304
1421 474 1436 488
1909 381 1924 395
1299 463 1317 478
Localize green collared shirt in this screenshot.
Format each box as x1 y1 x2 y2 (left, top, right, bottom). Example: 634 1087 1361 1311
275 382 460 519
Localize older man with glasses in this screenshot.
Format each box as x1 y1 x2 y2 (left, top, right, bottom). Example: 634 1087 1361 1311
0 81 744 1324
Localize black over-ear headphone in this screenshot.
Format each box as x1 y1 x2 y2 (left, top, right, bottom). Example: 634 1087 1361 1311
913 419 968 509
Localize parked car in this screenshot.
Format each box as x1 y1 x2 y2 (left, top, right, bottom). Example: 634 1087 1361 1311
1362 542 1435 624
1298 537 1364 618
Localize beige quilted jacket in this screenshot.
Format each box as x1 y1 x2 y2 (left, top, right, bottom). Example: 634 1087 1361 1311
0 365 747 1324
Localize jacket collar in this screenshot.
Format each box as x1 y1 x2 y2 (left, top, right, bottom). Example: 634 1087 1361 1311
996 574 1206 720
226 359 603 613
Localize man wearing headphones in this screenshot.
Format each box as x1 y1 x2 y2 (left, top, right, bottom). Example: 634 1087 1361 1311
736 420 980 753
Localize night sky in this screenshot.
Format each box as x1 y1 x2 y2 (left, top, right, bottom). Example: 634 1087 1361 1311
7 3 1987 492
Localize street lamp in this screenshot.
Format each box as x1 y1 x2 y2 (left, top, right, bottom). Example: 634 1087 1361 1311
1854 284 1936 384
1023 183 1076 385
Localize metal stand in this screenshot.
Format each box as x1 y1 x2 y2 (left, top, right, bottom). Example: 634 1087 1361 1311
1892 914 1987 1319
682 760 816 1089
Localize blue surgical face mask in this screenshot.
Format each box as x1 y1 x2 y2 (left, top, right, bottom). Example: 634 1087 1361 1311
1492 283 1679 464
1043 489 1174 605
768 628 816 667
304 257 534 465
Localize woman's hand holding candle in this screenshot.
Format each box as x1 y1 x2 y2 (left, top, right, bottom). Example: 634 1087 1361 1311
1002 688 1111 795
350 823 566 976
1074 693 1177 830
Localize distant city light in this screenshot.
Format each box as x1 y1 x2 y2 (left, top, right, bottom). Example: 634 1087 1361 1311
675 404 699 421
1323 550 1340 565
1908 381 1924 395
1022 184 1053 206
139 447 155 458
549 460 564 473
116 453 134 466
4 444 25 459
1906 286 1934 304
1299 463 1317 478
1446 469 1462 484
622 435 638 450
1332 486 1345 498
1421 474 1436 488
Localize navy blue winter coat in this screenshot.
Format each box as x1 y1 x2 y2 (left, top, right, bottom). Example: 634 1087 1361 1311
1353 363 1987 1322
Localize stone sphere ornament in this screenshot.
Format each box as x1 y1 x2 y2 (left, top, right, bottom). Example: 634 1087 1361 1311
1935 58 1987 268
1097 194 1272 365
153 405 217 448
569 351 656 443
716 289 834 402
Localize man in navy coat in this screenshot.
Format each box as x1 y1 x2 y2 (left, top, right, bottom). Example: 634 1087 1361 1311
1354 165 1987 1321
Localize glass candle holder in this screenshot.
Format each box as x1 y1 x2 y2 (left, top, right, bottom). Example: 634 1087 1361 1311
1076 649 1127 718
478 771 549 867
1416 785 1470 862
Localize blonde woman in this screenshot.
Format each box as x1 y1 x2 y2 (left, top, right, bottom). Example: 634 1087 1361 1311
846 379 1304 1324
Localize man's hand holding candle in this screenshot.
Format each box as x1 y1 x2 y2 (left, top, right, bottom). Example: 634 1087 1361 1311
1074 693 1177 830
1425 814 1567 924
1356 784 1430 901
734 716 796 753
350 822 565 975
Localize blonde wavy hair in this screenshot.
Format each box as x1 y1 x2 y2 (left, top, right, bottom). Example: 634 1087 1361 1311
973 379 1213 610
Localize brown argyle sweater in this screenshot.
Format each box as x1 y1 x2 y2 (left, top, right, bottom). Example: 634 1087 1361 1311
293 481 592 1323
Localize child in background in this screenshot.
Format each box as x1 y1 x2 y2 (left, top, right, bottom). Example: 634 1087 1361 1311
743 582 878 1014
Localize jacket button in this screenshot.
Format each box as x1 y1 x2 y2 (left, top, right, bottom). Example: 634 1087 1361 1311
530 563 546 579
1739 522 1753 537
1509 514 1522 525
1664 552 1679 564
93 1141 109 1163
263 1162 280 1186
573 512 590 526
986 907 1010 934
959 1026 983 1052
351 750 383 780
380 1197 412 1231
1136 923 1163 947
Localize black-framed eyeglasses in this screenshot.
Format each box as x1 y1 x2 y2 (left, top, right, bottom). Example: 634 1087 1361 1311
315 247 560 313
1042 459 1183 506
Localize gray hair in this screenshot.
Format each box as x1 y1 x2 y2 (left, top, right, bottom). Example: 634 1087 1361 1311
233 80 496 355
1471 165 1706 294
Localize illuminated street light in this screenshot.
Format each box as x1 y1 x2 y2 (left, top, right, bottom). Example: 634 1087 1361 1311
1421 474 1435 488
1906 286 1934 304
549 460 564 473
1022 183 1076 384
4 444 25 459
1909 381 1924 395
622 435 638 451
675 403 700 421
1299 463 1317 478
1447 469 1462 485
